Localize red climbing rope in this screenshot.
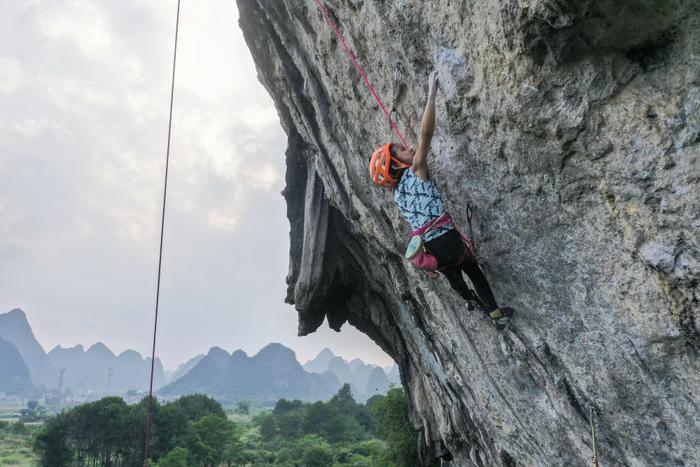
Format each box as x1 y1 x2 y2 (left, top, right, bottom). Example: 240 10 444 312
313 0 409 149
143 0 181 465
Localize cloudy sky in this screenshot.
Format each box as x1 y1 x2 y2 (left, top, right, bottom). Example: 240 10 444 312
0 0 392 370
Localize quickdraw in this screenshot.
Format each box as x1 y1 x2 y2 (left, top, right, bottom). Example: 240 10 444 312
589 405 600 467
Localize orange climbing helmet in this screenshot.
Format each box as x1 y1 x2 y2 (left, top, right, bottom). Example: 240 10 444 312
369 143 410 188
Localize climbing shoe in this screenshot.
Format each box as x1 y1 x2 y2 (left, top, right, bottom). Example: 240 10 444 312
486 307 514 330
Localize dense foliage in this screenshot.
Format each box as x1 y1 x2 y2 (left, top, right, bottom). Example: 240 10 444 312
247 386 419 466
32 385 419 466
34 394 232 466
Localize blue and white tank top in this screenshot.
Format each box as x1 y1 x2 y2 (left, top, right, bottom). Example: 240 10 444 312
394 169 453 241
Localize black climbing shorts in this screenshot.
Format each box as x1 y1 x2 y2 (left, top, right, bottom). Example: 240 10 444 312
424 229 470 269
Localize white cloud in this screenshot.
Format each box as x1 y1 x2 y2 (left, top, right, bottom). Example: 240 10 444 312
0 0 392 369
36 2 113 59
245 163 281 191
240 107 280 128
0 57 25 94
207 210 239 232
0 117 46 139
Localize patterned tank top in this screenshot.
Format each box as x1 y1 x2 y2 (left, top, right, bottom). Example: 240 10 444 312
394 168 453 241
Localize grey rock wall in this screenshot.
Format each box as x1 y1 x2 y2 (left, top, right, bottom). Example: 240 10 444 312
237 1 700 465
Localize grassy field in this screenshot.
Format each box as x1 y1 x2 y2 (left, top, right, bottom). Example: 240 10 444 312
0 424 38 466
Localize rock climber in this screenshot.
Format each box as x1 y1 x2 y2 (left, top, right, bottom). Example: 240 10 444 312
369 70 512 329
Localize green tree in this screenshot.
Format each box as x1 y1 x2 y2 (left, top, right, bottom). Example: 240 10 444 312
301 401 334 438
276 411 303 439
34 397 139 465
259 413 278 440
274 443 304 466
235 400 250 415
166 393 226 419
20 399 46 422
187 414 236 467
35 416 72 466
273 398 303 416
33 395 228 466
268 398 305 440
370 388 419 466
63 397 133 464
329 384 356 413
346 454 374 466
152 394 224 460
302 401 359 443
222 436 246 467
155 446 189 467
329 384 366 441
301 444 334 466
352 438 385 457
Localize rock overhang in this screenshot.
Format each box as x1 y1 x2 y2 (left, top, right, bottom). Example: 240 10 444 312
237 1 700 465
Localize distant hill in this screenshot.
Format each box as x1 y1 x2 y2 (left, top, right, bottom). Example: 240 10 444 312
0 309 397 402
47 343 165 395
303 349 399 400
328 356 355 385
159 343 342 403
365 367 390 397
0 309 165 397
386 363 401 386
0 337 36 396
167 354 205 383
303 347 335 374
0 309 52 387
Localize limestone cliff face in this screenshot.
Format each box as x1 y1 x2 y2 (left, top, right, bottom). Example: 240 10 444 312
237 1 699 465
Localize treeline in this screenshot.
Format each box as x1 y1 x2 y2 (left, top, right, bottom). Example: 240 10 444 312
35 394 231 466
251 385 418 466
33 385 418 466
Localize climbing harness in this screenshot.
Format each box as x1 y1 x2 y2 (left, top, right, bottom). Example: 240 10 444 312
405 213 477 279
143 0 181 465
313 0 409 149
405 215 448 278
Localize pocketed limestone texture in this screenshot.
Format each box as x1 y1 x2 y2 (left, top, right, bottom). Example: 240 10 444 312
237 1 699 465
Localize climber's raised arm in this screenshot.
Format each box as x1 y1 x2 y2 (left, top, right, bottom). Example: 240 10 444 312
412 70 439 180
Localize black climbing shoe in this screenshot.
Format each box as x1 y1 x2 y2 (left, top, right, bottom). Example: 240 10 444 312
486 307 514 330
